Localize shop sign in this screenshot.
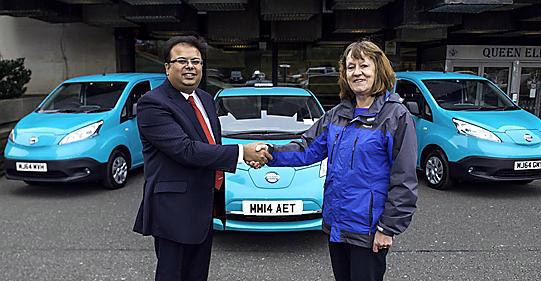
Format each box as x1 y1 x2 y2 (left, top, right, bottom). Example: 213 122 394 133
447 45 541 61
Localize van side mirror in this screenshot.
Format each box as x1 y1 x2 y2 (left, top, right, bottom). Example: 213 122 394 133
405 101 420 116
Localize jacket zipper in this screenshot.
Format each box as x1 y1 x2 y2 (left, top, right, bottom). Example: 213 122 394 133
350 135 359 169
368 191 374 235
329 133 339 164
330 127 346 164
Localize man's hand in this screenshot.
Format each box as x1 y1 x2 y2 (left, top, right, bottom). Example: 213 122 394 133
372 230 393 253
243 142 273 169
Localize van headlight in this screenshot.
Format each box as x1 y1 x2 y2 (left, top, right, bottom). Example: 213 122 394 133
8 129 15 143
452 118 501 143
319 158 328 177
59 121 103 145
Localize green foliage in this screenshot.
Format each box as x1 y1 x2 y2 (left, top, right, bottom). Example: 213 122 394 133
0 58 32 99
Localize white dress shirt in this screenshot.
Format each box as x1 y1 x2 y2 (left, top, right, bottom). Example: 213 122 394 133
180 91 244 163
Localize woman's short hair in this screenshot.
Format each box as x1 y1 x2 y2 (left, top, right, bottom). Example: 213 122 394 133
338 41 396 100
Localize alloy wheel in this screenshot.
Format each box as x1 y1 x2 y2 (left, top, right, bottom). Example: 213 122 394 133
425 156 443 185
112 156 128 185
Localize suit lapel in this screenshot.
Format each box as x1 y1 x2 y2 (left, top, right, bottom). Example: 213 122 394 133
163 80 208 142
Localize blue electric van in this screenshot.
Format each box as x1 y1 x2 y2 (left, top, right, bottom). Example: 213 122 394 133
395 71 541 189
214 85 326 231
4 73 166 189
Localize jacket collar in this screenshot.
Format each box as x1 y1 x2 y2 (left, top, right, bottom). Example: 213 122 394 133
336 90 400 120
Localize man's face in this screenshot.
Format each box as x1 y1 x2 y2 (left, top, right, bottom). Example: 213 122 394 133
346 51 376 96
165 43 203 93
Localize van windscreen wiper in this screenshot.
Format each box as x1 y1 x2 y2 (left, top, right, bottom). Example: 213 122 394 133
497 105 520 111
223 130 304 137
54 109 79 113
84 107 112 113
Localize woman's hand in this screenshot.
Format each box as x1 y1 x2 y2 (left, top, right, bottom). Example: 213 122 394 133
372 230 393 253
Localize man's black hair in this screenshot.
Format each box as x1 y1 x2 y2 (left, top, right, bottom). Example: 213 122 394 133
163 35 207 63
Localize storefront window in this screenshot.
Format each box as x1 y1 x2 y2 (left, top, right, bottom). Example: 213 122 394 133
518 67 541 116
453 66 479 75
483 67 510 95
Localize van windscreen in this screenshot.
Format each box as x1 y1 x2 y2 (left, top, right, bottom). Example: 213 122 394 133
422 79 519 111
38 82 128 113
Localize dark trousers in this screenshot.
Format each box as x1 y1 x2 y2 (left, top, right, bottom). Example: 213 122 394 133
153 229 213 281
328 241 388 281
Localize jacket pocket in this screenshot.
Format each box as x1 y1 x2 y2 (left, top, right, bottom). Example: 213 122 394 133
153 181 187 193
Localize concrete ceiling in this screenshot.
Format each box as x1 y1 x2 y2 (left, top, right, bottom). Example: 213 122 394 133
0 0 539 43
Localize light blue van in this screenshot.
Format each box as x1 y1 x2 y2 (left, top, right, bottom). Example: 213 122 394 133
213 85 326 231
395 71 541 189
4 73 165 189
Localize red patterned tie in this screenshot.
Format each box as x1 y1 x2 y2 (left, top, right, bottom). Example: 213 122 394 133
187 96 224 190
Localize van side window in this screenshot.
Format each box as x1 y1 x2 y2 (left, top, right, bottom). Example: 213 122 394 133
425 103 432 118
395 80 433 122
121 81 151 122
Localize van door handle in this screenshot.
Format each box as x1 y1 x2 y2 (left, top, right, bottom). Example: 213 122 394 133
125 128 129 132
423 127 428 131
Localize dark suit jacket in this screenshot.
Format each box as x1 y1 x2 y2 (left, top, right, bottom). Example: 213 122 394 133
133 79 238 244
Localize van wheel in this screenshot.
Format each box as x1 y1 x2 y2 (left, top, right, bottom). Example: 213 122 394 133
102 150 129 189
424 150 454 190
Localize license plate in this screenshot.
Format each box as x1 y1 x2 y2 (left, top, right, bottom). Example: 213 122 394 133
15 162 47 172
242 200 303 216
514 160 541 170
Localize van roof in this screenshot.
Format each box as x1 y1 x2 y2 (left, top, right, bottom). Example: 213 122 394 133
64 73 166 83
396 71 485 80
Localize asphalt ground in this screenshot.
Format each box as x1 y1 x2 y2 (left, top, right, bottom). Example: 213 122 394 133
1 170 540 281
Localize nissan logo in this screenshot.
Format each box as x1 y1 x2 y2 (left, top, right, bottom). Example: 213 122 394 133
524 134 533 142
264 172 280 184
29 136 39 145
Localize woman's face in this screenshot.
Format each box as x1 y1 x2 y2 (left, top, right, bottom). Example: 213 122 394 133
346 51 376 96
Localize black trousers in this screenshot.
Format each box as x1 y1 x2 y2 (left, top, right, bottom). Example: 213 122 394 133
328 241 388 281
153 229 213 281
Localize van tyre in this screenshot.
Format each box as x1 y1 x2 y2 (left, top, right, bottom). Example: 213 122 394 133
424 150 454 190
103 150 129 189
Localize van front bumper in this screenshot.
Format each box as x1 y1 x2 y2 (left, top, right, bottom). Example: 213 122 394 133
216 216 323 232
4 158 107 183
450 156 541 182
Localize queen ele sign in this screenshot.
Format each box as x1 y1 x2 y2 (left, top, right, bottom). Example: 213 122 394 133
447 45 541 61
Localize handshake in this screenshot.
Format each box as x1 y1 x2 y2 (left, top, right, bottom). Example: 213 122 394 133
242 142 273 169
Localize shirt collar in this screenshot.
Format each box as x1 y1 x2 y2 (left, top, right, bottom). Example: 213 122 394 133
180 90 196 101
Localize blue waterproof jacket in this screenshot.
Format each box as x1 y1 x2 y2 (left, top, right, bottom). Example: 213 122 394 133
268 92 418 243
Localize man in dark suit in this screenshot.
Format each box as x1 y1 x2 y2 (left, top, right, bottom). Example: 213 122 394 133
133 36 271 281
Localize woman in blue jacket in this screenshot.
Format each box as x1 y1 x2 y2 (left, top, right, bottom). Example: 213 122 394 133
260 41 418 281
